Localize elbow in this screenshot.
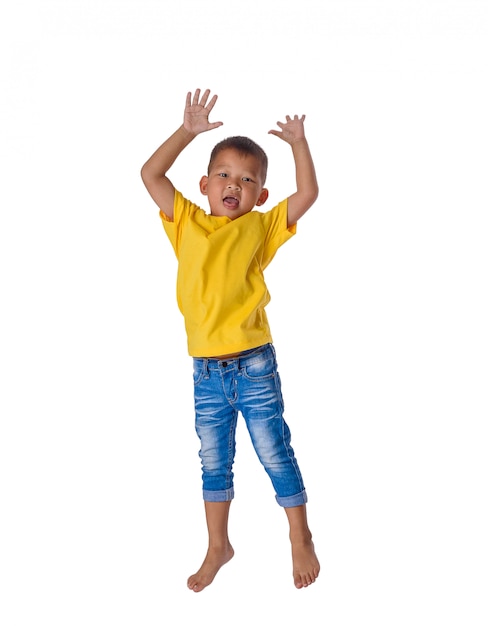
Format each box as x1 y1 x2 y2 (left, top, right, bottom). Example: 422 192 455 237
140 162 158 189
306 185 319 209
312 185 319 204
140 162 150 184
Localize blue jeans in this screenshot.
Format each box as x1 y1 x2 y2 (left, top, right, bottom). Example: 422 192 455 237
192 343 307 507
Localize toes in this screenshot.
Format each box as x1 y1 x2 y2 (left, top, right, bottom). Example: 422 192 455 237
294 572 317 588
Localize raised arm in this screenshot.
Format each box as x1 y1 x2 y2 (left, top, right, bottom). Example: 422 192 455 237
268 115 318 227
141 89 223 219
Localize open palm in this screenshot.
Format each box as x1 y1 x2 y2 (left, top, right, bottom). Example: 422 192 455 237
183 89 223 135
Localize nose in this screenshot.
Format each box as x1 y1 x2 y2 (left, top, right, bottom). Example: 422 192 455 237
226 179 241 190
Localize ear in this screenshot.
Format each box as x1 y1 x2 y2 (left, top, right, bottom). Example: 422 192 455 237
255 188 269 207
199 176 209 195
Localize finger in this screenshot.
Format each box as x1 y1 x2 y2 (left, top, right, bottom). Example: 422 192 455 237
192 89 201 106
200 88 211 107
206 94 218 112
186 91 192 108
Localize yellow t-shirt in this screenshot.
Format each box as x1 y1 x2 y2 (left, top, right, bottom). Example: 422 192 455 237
161 190 296 357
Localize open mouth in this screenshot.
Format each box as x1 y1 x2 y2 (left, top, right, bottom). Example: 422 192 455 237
223 196 239 209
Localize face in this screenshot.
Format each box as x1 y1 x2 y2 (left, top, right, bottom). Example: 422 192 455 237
199 148 268 219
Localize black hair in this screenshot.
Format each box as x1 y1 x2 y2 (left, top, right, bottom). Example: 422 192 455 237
207 136 268 183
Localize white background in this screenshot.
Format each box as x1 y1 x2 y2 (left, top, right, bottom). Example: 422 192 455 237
1 1 487 624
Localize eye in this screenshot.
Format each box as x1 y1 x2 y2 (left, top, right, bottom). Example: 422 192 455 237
218 172 228 178
242 177 252 182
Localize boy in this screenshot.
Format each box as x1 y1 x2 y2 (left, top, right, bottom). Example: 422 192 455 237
141 89 320 591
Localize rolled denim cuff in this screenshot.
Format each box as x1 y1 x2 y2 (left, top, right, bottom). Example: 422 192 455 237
275 489 308 508
203 487 235 502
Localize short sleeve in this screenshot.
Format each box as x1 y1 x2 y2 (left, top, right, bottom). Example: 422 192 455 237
160 190 198 257
260 199 296 268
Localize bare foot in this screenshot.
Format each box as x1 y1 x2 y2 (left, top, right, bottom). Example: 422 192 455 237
291 538 320 589
187 544 234 592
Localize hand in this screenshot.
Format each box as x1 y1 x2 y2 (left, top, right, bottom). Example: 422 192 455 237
183 89 223 135
268 114 306 145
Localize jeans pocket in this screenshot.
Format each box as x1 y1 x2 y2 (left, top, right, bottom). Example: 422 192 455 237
242 354 275 381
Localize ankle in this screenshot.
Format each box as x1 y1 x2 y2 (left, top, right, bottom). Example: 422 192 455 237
207 539 233 552
290 529 313 545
